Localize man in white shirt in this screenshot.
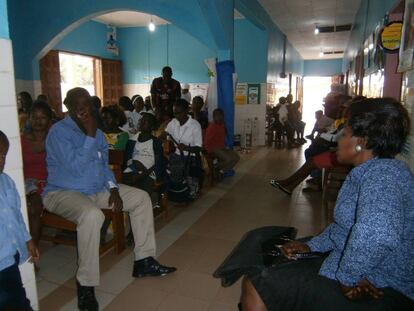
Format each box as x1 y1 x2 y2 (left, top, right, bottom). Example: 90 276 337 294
163 99 203 199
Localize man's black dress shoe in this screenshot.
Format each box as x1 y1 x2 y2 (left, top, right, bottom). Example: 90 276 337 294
132 257 177 278
76 281 99 311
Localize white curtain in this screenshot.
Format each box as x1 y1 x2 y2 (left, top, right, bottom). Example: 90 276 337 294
204 58 218 121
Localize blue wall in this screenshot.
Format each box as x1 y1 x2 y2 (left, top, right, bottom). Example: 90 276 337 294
343 0 398 71
0 0 9 39
304 59 343 76
234 19 268 83
54 21 119 60
118 24 215 84
7 0 236 81
236 0 304 82
15 17 267 84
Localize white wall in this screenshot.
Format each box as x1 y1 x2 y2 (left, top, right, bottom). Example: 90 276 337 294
14 79 42 100
0 39 38 309
234 83 267 146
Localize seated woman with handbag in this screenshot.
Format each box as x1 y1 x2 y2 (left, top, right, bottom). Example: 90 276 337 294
163 99 203 201
241 98 414 311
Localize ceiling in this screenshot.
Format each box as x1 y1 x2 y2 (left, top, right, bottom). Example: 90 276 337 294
258 0 362 59
93 11 169 27
93 2 361 60
94 9 244 28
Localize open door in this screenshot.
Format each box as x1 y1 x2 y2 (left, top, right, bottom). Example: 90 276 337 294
39 50 63 116
101 59 123 106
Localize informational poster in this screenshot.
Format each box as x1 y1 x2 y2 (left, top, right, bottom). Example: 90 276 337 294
399 69 414 170
106 25 119 56
380 22 403 52
247 84 260 105
398 0 414 72
235 83 248 105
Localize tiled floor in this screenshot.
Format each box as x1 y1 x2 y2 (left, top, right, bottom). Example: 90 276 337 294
36 146 325 310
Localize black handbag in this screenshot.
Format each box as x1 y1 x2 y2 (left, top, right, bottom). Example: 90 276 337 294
213 226 298 287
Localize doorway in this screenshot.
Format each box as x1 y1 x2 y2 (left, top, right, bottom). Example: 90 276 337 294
302 76 332 133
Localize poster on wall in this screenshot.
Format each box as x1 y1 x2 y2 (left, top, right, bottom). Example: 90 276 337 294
106 25 119 56
399 69 414 170
235 83 247 105
380 22 403 52
247 84 260 104
398 0 414 72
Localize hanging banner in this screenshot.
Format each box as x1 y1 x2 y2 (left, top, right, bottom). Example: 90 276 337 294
380 22 403 52
247 84 260 105
235 83 247 105
205 58 218 121
107 25 119 56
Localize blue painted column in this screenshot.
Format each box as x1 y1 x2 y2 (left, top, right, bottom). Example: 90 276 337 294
0 0 9 38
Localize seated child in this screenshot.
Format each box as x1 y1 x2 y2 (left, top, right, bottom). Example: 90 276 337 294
124 112 167 206
0 130 39 311
204 108 240 174
101 105 129 151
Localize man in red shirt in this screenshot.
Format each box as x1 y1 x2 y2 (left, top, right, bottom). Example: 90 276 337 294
204 108 240 172
150 66 181 117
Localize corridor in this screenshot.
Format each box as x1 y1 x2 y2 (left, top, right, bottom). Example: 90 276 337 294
37 146 324 310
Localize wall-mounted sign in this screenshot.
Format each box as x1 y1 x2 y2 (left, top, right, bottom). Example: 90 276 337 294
247 84 260 105
235 83 247 105
107 25 119 56
380 22 403 52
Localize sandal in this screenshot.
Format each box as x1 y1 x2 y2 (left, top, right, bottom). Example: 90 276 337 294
269 179 292 195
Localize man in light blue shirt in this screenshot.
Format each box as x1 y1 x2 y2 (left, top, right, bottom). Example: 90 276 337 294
43 88 176 311
0 130 38 310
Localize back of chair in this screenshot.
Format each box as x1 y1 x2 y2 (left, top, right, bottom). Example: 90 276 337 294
109 149 124 182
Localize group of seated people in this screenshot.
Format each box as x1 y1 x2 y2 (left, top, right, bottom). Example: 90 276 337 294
268 94 306 149
270 93 357 194
3 86 240 311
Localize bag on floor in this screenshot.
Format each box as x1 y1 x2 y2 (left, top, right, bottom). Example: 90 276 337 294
213 226 298 287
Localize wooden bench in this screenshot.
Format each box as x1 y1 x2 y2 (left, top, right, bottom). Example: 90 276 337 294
40 149 126 255
322 165 352 224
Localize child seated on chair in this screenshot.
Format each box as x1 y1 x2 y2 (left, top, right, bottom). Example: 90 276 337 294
204 108 240 175
0 130 39 311
123 112 167 207
101 105 129 151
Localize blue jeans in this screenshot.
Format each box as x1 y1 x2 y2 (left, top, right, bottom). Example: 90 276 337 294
0 253 32 311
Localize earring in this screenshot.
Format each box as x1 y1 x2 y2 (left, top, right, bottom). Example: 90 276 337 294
355 145 362 153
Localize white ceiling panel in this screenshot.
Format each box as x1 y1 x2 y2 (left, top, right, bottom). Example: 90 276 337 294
259 0 362 59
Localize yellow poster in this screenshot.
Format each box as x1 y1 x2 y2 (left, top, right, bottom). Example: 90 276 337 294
235 83 248 105
381 22 403 52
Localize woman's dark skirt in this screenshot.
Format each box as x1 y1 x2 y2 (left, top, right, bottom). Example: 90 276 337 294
248 252 414 311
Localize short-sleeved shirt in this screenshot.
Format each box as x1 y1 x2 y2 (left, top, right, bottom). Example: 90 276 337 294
133 139 155 169
165 116 202 155
204 122 225 153
150 77 181 112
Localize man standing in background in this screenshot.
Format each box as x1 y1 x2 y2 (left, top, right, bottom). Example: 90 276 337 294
151 66 181 117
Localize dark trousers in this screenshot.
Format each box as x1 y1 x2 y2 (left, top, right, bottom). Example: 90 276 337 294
0 254 32 311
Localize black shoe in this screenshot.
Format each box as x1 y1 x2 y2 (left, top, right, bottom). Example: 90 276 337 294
132 257 177 278
76 281 99 311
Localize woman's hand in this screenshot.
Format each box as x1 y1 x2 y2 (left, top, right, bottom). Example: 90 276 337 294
26 239 40 263
340 278 384 300
280 241 311 260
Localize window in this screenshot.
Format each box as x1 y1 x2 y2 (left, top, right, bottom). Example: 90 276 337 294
59 52 97 112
